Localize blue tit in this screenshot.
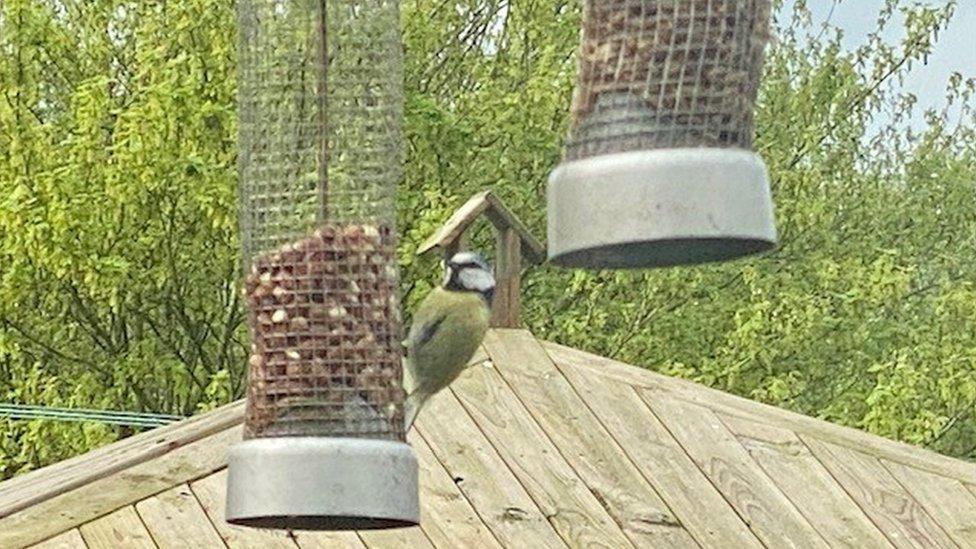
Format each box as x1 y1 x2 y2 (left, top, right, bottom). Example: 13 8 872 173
403 251 495 431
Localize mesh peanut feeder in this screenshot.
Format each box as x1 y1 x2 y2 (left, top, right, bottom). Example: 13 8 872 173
226 0 418 530
547 0 778 269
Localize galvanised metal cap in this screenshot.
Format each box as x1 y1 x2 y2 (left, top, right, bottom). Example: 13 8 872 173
226 437 419 530
547 148 778 269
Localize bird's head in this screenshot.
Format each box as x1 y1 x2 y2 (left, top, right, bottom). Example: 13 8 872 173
442 251 495 304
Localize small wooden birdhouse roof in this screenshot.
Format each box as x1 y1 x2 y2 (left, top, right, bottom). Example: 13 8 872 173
417 190 546 264
3 330 976 548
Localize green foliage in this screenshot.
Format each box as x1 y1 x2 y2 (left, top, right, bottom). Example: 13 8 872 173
1 0 974 478
0 0 243 476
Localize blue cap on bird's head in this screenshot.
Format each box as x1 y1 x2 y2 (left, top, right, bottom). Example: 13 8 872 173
443 251 495 303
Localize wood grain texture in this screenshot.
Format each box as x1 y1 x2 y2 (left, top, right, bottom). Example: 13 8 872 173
720 414 891 548
28 530 87 549
79 506 156 549
135 485 226 548
551 344 763 548
449 356 645 549
0 425 240 548
0 401 244 518
416 385 568 549
541 340 976 486
489 229 521 328
646 394 828 548
417 191 544 262
484 329 700 547
292 531 367 549
357 529 432 549
882 459 976 546
802 436 956 549
408 430 502 548
417 191 492 255
189 469 297 549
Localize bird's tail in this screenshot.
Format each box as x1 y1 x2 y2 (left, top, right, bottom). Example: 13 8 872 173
403 393 424 433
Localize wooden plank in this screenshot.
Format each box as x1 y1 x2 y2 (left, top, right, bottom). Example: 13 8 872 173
720 414 892 548
881 459 976 546
0 401 244 518
189 469 296 549
29 529 87 549
135 484 226 548
549 342 763 548
417 191 491 255
645 395 828 548
484 330 703 546
489 228 521 328
415 386 567 548
0 425 241 548
541 341 976 485
801 436 956 548
417 191 545 263
408 430 502 548
357 525 432 548
448 357 647 548
480 193 545 263
292 531 366 549
79 506 156 549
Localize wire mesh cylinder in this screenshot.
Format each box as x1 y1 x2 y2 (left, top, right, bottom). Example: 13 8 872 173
548 0 778 269
228 0 418 531
239 0 403 442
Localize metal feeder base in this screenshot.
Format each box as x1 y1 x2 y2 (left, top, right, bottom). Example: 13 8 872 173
226 437 419 531
547 148 777 269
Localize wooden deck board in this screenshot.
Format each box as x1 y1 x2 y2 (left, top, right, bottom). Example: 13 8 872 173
450 356 643 548
551 347 763 548
6 331 976 549
881 459 976 546
292 532 366 549
28 530 87 549
484 329 700 547
720 414 892 548
0 401 244 518
407 430 502 548
801 436 956 548
79 506 156 549
135 485 226 548
542 341 976 486
189 470 296 549
416 387 568 548
0 426 240 549
646 394 828 548
357 528 433 549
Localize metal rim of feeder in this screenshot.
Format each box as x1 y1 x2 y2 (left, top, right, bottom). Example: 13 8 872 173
226 0 418 530
547 0 778 269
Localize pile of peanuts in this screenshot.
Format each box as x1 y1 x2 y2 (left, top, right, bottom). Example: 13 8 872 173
242 223 404 438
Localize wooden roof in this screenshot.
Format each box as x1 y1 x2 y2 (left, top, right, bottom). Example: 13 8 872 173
3 329 976 548
416 191 546 263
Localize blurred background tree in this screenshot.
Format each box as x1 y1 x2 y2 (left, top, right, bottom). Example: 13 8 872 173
0 0 973 478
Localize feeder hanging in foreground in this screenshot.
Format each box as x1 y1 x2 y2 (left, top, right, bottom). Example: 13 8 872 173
226 0 418 530
547 0 778 269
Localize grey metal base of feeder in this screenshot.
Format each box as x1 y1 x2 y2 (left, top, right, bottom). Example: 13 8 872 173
547 148 778 269
226 437 419 531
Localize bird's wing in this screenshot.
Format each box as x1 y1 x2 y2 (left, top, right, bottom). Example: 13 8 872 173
413 314 446 349
402 313 445 397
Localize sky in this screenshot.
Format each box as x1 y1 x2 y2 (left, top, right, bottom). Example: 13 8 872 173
785 0 975 126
